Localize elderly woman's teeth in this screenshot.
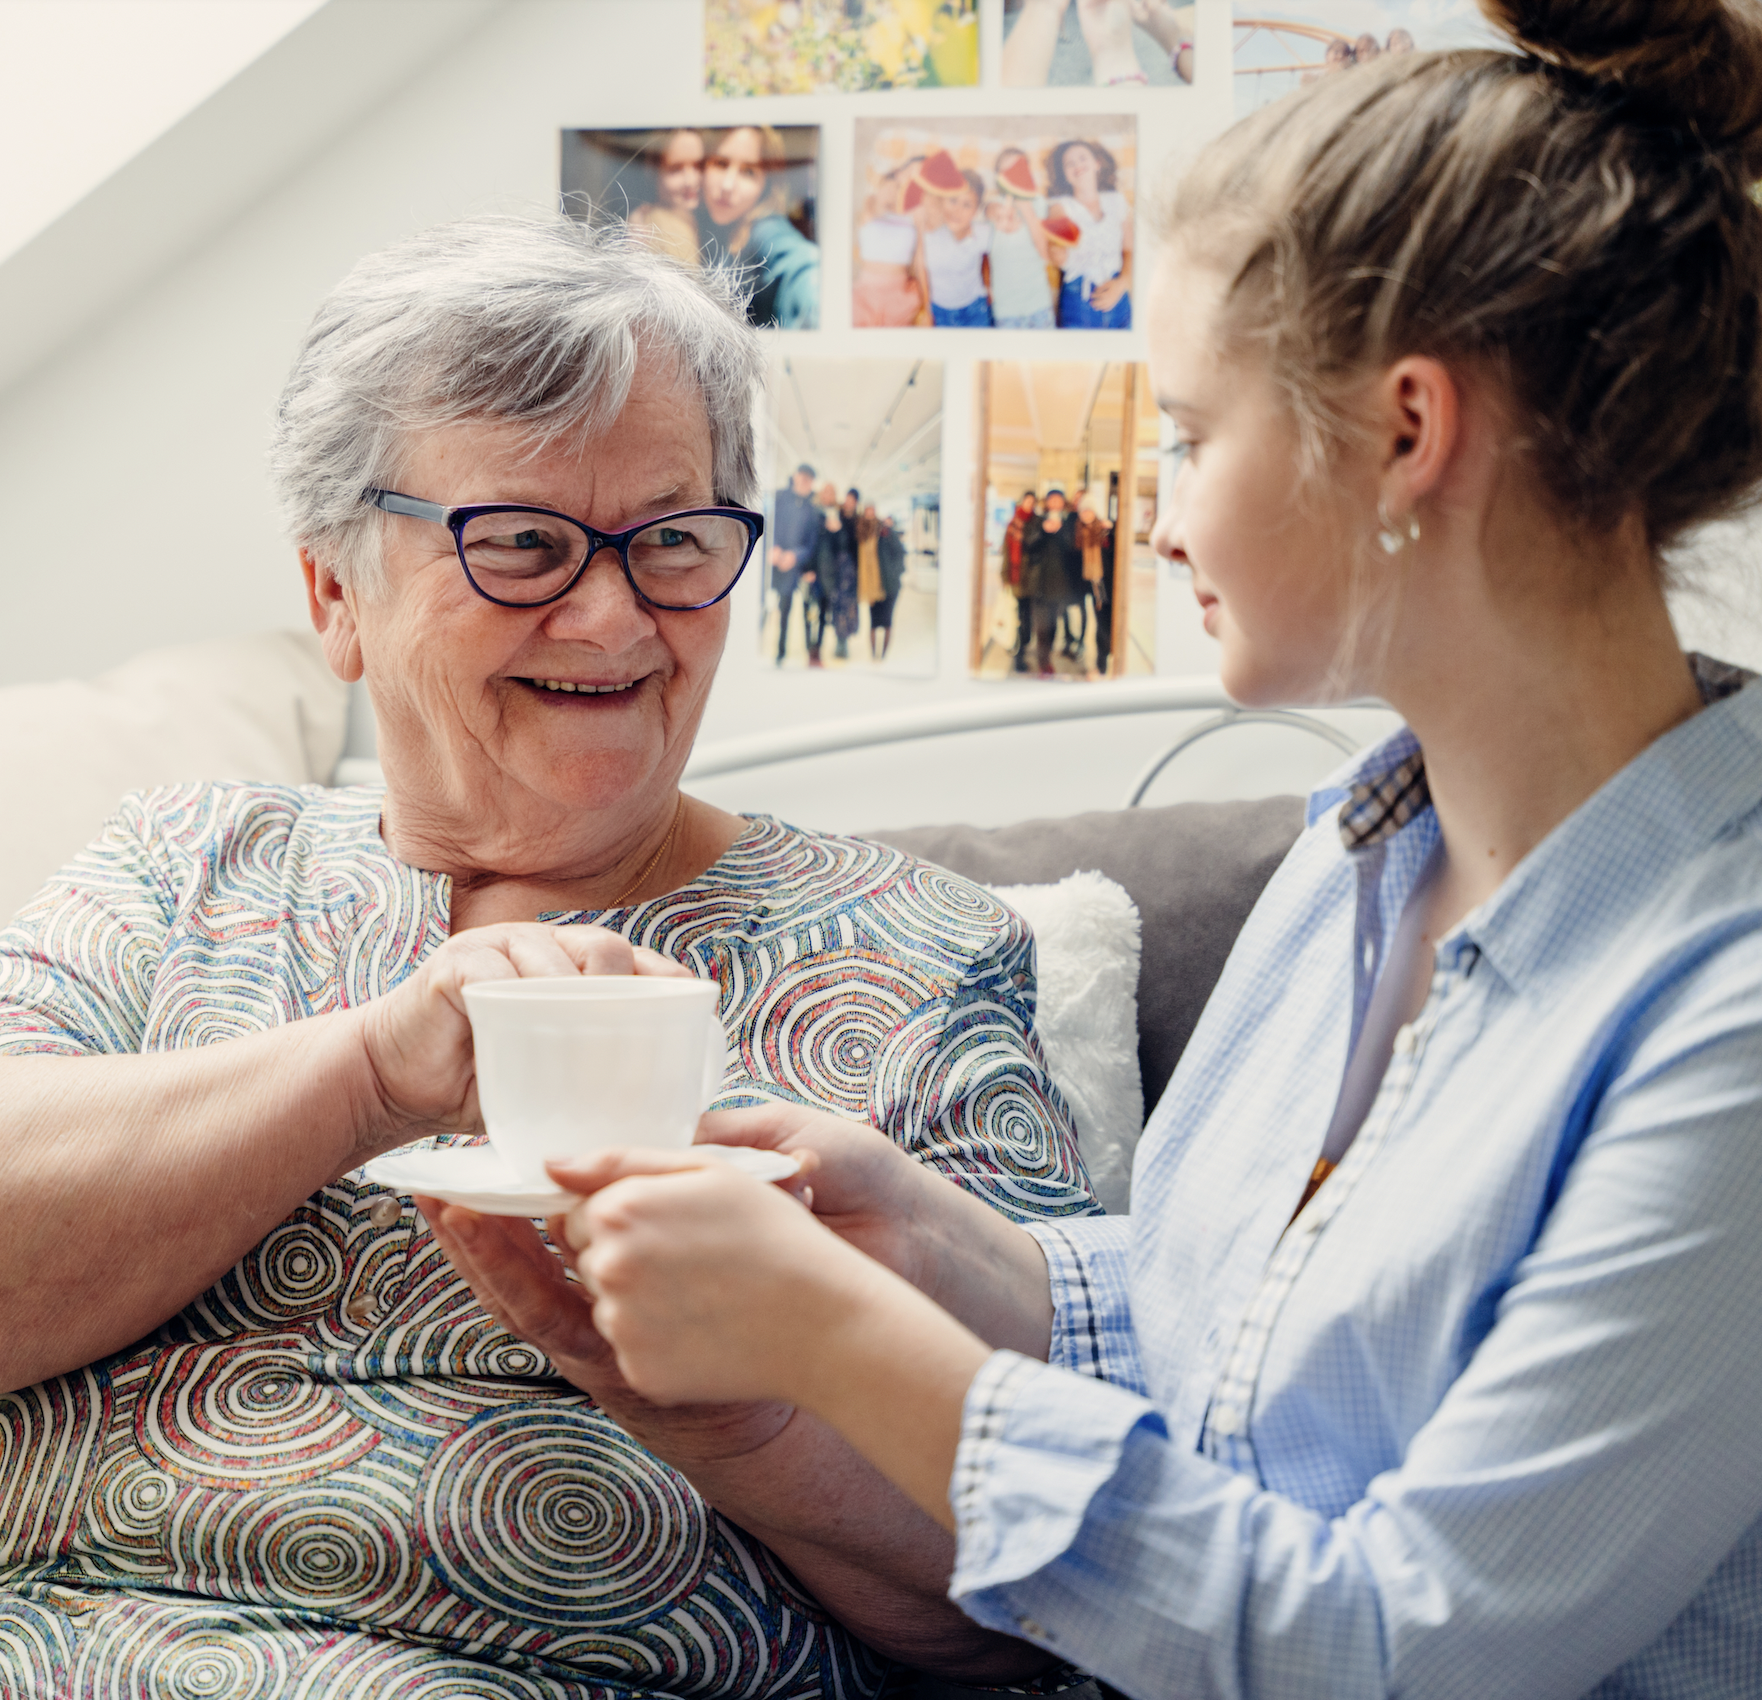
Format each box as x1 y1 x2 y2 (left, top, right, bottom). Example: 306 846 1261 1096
530 678 631 694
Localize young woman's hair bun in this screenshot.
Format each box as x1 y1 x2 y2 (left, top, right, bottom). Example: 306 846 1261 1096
1480 1 1762 176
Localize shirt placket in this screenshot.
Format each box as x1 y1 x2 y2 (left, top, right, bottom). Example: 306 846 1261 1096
1201 955 1465 1480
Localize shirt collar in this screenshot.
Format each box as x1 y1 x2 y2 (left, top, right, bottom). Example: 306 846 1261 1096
1309 655 1756 849
1306 655 1762 986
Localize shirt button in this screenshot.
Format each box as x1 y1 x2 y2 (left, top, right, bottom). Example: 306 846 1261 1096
369 1196 402 1229
1211 1403 1242 1437
345 1294 377 1325
1012 973 1027 989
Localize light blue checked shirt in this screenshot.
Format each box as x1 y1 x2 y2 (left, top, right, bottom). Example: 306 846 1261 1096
949 660 1762 1699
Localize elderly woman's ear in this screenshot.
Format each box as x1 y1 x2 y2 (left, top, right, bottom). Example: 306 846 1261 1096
300 547 365 683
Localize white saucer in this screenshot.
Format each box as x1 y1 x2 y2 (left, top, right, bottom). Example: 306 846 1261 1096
363 1142 802 1216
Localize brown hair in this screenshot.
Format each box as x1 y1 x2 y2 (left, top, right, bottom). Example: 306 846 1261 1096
1047 139 1120 198
1161 0 1762 557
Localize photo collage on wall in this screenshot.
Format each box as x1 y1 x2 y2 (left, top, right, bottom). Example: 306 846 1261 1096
561 1 1197 685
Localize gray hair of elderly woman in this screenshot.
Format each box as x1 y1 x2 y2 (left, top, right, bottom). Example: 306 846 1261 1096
269 215 764 593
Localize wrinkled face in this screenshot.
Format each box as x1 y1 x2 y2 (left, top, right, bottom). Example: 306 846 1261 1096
1062 145 1100 195
704 129 768 228
657 130 705 213
1148 255 1362 706
351 357 728 824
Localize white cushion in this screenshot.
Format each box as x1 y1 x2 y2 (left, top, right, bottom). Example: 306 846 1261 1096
0 631 347 925
988 870 1145 1214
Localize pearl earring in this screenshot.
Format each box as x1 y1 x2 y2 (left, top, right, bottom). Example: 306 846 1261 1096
1377 500 1421 555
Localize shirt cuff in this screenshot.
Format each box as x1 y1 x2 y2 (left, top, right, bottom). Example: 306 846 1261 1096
1024 1215 1146 1392
950 1349 1164 1606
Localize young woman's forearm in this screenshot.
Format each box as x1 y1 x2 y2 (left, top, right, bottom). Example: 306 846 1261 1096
0 1019 382 1391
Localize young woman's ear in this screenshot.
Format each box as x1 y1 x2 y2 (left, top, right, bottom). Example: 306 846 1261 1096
300 549 365 684
1375 356 1459 524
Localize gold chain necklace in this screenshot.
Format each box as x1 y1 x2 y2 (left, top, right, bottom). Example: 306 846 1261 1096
604 795 684 910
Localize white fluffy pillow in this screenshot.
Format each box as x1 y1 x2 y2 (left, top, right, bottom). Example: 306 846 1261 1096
0 631 348 925
989 870 1145 1214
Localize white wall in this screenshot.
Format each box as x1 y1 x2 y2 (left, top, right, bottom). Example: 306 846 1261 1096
0 0 1223 695
1 0 1753 833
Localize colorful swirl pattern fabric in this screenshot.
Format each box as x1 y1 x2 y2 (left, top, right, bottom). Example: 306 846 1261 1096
0 784 1097 1697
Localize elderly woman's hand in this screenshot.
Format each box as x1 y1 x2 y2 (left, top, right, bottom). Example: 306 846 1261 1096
356 922 688 1155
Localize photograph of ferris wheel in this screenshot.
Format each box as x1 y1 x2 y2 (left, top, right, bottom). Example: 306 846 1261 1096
1232 3 1500 117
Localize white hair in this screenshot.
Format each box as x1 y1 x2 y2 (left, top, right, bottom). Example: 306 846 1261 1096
268 214 764 592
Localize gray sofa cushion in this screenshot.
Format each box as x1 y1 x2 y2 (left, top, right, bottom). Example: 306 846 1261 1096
874 797 1305 1114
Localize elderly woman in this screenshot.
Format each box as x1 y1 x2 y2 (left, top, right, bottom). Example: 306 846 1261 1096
0 218 1093 1696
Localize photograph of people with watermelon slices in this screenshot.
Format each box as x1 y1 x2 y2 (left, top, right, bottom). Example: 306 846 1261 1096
762 356 942 677
972 361 1160 682
1232 3 1499 117
705 0 978 97
1003 0 1195 86
852 114 1136 330
561 125 820 330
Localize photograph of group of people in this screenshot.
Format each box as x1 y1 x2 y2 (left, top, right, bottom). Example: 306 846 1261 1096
704 0 979 96
974 361 1159 681
1232 2 1500 114
561 126 820 328
762 358 941 677
852 116 1137 330
1003 0 1195 86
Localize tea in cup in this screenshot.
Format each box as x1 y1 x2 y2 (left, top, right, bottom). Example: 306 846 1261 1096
461 976 725 1185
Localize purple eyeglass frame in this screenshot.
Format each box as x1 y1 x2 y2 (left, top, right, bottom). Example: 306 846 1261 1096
363 488 764 611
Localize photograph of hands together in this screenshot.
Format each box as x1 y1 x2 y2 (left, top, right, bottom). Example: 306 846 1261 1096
1004 0 1195 86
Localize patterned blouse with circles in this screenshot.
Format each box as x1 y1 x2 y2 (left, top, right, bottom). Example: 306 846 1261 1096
0 784 1098 1700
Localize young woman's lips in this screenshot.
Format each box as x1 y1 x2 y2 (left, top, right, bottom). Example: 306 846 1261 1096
1194 589 1220 635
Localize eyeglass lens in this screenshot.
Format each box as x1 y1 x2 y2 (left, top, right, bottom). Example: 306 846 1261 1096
457 510 751 607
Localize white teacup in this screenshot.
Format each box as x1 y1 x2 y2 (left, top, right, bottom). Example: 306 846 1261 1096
462 976 726 1185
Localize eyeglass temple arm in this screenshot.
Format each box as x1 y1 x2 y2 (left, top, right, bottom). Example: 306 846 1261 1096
366 488 450 524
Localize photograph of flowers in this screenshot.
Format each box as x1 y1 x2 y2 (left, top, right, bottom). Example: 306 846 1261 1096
705 1 979 97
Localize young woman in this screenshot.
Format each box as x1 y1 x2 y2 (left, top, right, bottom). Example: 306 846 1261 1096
625 127 705 269
435 2 1762 1693
1046 137 1132 328
853 163 926 328
698 124 820 329
985 147 1057 329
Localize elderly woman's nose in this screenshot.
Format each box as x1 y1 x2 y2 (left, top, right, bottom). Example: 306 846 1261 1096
546 546 656 638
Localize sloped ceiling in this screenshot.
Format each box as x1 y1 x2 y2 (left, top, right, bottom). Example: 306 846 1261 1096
0 0 507 399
